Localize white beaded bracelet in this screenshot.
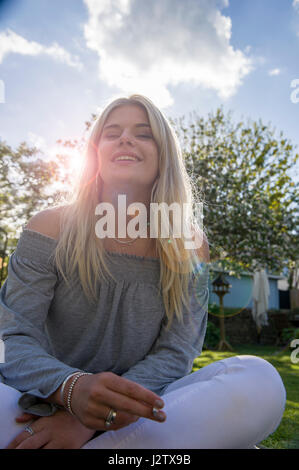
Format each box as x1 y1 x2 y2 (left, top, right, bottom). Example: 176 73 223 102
60 372 82 406
66 372 92 416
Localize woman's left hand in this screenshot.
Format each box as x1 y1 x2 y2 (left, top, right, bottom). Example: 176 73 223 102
6 409 96 449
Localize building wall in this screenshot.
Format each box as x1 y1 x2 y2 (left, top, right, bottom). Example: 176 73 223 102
207 308 285 346
208 272 280 310
205 270 289 346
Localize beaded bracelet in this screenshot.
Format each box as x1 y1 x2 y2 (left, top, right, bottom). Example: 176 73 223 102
65 372 92 416
60 372 82 406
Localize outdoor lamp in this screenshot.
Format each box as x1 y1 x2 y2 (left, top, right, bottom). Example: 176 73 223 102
212 272 231 297
212 272 233 351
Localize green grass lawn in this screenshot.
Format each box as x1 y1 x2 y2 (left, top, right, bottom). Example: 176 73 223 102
192 344 299 449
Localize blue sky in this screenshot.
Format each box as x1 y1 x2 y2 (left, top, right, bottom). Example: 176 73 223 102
0 0 299 182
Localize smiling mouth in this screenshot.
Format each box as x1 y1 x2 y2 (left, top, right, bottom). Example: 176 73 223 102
113 156 141 164
113 160 141 166
112 153 142 162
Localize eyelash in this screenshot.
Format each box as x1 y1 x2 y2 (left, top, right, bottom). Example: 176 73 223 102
106 134 152 139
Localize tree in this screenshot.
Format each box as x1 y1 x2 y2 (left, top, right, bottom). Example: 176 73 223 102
0 139 78 258
172 107 299 280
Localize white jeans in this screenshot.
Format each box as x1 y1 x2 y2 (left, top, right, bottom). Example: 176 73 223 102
0 355 286 449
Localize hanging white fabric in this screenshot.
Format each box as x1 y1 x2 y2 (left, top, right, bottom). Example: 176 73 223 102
252 269 270 329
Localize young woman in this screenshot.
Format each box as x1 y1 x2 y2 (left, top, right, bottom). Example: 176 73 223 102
0 95 286 449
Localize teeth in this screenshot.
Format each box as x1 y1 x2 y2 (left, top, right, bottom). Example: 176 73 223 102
115 155 139 161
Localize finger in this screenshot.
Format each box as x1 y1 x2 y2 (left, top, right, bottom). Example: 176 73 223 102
105 410 140 427
5 433 26 449
104 374 165 409
5 421 45 449
109 413 140 430
16 430 49 449
86 405 139 431
100 388 166 423
122 412 139 424
15 413 38 423
41 442 60 449
5 428 35 449
96 409 135 426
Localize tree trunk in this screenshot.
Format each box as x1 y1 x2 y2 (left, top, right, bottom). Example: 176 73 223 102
290 288 299 310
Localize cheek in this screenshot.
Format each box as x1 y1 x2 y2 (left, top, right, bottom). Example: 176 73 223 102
147 142 159 161
96 151 107 177
97 141 110 157
152 148 159 171
97 142 111 165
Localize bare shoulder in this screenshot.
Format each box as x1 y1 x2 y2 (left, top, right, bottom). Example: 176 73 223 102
24 206 67 241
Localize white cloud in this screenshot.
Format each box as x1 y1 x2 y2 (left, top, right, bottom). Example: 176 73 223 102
268 68 281 76
0 29 83 70
293 0 299 10
83 0 253 107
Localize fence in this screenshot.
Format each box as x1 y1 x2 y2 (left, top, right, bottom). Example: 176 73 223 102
207 307 294 346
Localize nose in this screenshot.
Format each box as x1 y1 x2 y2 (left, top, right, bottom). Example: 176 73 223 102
119 131 134 144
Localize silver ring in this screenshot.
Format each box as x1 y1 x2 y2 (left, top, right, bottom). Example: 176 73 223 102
105 409 117 428
24 425 34 436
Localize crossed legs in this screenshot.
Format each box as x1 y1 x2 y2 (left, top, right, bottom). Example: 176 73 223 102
0 355 286 449
83 355 286 449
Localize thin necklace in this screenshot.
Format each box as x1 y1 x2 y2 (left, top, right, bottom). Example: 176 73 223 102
113 222 151 246
113 237 138 246
112 238 155 259
111 240 156 259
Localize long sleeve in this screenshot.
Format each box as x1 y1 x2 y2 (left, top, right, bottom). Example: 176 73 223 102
0 233 81 415
121 262 210 395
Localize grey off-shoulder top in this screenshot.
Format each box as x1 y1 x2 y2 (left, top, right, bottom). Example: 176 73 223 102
0 228 209 416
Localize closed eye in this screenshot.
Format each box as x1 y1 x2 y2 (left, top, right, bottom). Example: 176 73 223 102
105 134 153 139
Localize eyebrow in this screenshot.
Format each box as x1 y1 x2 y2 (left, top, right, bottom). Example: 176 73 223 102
103 123 151 130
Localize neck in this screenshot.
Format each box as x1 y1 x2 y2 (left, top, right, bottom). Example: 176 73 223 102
97 183 157 257
100 183 152 231
101 182 151 205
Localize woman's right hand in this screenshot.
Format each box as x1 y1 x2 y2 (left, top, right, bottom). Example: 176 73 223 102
68 372 166 431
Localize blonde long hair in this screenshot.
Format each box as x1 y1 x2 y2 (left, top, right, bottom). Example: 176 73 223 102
54 94 206 328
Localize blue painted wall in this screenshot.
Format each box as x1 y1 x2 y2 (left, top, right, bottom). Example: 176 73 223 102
208 271 280 310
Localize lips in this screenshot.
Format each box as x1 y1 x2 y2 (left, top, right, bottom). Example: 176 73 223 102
112 152 141 162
